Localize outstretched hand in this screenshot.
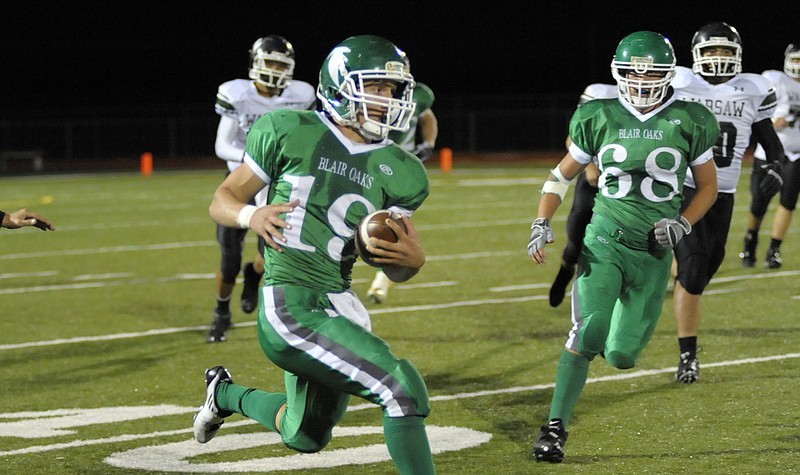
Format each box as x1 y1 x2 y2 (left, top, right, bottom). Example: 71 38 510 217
3 208 55 231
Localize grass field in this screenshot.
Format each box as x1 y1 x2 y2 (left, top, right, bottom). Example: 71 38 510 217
1 163 798 474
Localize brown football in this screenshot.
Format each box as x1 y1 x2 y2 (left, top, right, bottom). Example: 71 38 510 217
354 210 407 267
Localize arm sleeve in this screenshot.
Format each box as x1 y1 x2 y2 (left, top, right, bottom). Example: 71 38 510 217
214 116 245 162
752 118 786 164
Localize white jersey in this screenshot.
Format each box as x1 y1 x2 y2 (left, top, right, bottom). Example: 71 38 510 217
754 70 800 162
215 79 315 172
578 83 618 106
672 66 777 192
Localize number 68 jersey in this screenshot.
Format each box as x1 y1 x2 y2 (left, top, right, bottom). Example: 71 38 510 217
568 93 719 245
672 66 778 192
244 109 429 291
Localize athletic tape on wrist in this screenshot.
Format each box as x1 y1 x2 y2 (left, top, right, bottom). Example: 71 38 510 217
236 205 258 229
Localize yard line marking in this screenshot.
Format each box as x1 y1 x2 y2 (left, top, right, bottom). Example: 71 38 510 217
0 326 210 350
0 241 217 260
0 271 58 280
2 352 797 457
490 283 550 292
1 268 797 350
396 281 458 290
0 296 547 350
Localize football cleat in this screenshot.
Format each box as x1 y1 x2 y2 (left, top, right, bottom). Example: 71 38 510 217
193 366 234 444
739 249 756 268
549 264 575 307
765 247 782 269
207 309 232 343
240 262 261 314
367 271 392 304
532 419 568 463
740 234 757 268
676 352 700 384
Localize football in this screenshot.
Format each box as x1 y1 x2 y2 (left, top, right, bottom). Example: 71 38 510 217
354 210 407 267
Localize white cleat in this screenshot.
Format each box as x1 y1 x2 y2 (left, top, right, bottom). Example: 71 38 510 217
193 366 234 443
367 271 392 304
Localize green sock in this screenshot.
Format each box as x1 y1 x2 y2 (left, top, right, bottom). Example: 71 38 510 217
217 382 287 433
383 415 436 475
548 350 591 427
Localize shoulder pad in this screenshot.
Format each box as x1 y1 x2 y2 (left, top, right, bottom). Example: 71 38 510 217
579 83 617 105
283 80 316 104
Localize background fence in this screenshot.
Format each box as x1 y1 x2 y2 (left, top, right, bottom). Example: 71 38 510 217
0 93 577 172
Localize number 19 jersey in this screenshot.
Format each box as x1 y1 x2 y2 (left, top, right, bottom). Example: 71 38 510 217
244 110 429 291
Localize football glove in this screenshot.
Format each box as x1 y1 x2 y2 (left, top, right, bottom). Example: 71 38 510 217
527 218 554 258
412 142 434 162
758 161 783 199
654 216 692 249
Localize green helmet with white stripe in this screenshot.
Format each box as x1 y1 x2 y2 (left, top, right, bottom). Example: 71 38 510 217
317 35 416 141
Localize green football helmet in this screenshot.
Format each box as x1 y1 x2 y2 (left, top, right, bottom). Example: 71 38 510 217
317 35 416 141
611 31 676 110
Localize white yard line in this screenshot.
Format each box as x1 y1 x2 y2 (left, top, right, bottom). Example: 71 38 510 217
2 352 798 457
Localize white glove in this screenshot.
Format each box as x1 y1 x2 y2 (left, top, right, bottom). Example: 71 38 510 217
527 218 554 259
654 216 691 248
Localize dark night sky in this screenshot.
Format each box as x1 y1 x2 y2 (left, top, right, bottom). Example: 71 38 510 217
3 1 799 113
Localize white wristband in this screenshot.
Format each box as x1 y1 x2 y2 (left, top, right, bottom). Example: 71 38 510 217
236 205 258 229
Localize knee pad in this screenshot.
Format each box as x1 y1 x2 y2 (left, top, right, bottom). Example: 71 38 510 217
605 350 635 370
217 226 245 282
749 168 772 217
780 160 800 211
388 359 430 418
676 255 710 295
282 431 330 454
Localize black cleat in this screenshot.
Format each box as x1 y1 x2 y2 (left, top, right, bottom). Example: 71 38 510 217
739 250 756 268
765 247 782 269
240 262 261 314
207 309 232 343
676 351 700 384
193 366 234 443
532 419 568 463
740 234 758 268
549 265 575 308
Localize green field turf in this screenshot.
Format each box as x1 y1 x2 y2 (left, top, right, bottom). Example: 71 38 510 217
1 164 798 474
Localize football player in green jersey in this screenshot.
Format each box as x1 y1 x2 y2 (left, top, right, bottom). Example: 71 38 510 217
197 35 436 474
527 31 720 463
368 82 438 304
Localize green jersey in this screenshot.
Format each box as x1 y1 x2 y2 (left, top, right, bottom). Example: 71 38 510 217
569 96 719 247
245 110 429 291
388 83 435 152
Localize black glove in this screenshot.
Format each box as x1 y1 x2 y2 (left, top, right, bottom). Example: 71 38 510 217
758 161 784 198
412 142 434 162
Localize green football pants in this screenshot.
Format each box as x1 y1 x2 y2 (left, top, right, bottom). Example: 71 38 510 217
566 218 672 369
258 285 431 452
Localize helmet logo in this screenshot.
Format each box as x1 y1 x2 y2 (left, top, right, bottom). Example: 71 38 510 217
327 46 351 86
630 56 653 74
385 61 408 74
